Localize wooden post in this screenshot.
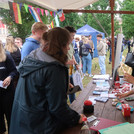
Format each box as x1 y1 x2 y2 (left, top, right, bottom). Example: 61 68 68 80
110 0 115 74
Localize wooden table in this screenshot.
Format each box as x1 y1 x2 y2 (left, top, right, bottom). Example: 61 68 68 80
61 80 134 134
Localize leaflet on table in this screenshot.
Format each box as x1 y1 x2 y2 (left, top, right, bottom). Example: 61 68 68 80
95 97 109 102
93 74 110 80
88 96 97 105
93 80 105 84
93 90 108 95
94 87 109 91
96 81 110 88
100 92 117 99
0 81 7 89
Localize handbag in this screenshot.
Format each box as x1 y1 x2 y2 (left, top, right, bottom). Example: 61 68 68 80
125 52 134 67
67 85 81 94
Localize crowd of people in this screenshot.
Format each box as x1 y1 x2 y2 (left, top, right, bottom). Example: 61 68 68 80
0 22 134 134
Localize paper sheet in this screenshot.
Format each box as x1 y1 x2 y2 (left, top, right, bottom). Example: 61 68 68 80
0 80 7 89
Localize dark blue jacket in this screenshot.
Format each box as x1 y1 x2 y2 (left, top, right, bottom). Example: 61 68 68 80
9 48 80 134
21 38 40 60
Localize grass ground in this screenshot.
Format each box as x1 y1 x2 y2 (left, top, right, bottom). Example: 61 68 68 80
82 48 129 88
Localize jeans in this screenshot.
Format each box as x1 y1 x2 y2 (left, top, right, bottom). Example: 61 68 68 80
82 53 92 74
120 52 123 62
98 55 106 74
69 75 75 104
74 53 80 64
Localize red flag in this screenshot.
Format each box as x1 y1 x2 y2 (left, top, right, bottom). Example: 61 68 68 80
59 13 65 22
50 11 53 17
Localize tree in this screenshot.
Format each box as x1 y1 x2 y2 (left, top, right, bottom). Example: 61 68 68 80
59 12 83 30
120 0 134 39
81 0 120 37
0 2 49 41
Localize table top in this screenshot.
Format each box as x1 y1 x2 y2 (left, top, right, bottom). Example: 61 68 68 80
61 80 134 134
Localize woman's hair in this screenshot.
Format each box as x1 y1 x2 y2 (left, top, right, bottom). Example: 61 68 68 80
83 37 89 44
5 36 17 53
42 27 71 65
0 40 6 62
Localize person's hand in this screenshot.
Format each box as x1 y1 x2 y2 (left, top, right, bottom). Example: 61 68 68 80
3 76 12 87
89 49 91 53
69 83 74 89
115 93 127 99
66 59 74 65
79 114 85 124
124 73 134 84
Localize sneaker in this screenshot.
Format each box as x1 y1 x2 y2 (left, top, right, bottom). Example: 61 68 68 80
89 74 93 77
83 74 86 77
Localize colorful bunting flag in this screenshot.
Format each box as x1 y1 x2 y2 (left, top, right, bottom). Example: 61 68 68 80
24 4 28 13
53 12 56 17
17 3 22 24
51 21 54 28
8 1 15 22
55 15 60 27
50 11 53 17
19 3 23 10
36 8 40 15
59 13 65 22
45 10 49 16
29 7 42 22
12 2 22 24
40 9 44 16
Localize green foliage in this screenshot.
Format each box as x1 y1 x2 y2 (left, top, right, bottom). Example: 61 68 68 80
60 0 120 37
0 2 49 41
81 0 120 37
120 0 134 39
59 13 83 29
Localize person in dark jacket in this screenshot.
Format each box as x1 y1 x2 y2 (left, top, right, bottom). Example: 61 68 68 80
9 27 84 134
0 41 17 134
79 36 92 77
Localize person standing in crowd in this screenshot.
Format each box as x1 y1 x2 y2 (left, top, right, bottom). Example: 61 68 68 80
0 41 17 134
88 35 94 59
65 26 79 104
127 39 131 53
79 37 92 77
9 27 84 134
73 39 80 65
14 37 23 51
21 22 48 60
97 34 106 74
5 36 21 66
107 38 112 64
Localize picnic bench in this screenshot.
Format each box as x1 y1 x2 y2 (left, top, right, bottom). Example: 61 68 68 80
61 80 134 134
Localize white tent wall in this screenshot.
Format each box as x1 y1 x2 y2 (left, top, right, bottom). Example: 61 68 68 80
26 0 98 11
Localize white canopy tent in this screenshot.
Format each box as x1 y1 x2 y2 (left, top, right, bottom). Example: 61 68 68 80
26 0 98 11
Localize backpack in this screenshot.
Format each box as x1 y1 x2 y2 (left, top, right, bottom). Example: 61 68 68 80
81 44 90 56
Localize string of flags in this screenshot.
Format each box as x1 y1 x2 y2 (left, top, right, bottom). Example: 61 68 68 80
7 1 65 28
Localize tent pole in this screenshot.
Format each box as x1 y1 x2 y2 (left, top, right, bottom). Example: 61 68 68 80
110 0 115 75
